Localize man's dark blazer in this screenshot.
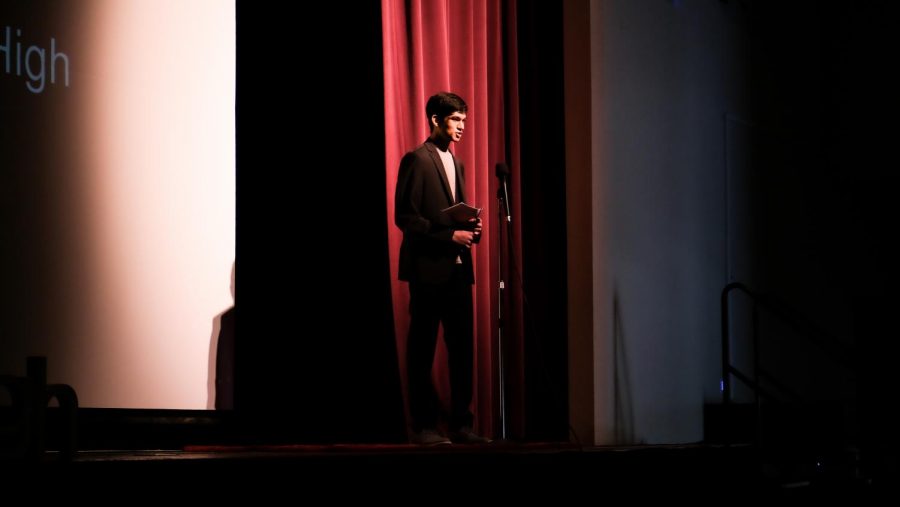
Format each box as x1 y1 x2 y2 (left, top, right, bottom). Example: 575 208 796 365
395 139 475 285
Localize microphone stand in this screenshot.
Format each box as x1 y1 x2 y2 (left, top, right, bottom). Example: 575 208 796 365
496 183 511 441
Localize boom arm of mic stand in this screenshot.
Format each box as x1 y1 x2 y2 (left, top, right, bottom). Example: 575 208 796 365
498 180 511 223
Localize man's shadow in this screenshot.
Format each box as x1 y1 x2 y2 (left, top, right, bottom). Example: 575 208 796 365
207 262 235 410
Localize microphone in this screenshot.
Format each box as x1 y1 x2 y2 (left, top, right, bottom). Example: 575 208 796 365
496 163 511 223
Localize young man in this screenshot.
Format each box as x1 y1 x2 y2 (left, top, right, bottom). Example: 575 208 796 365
394 92 490 445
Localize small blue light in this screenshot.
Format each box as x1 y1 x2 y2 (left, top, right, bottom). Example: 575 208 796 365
720 379 724 392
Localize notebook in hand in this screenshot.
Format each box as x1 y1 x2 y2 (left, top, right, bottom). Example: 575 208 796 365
441 202 482 223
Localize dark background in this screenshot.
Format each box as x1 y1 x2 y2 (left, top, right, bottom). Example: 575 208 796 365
234 2 406 442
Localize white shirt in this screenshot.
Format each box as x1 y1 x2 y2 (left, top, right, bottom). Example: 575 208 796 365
437 148 463 264
437 148 456 200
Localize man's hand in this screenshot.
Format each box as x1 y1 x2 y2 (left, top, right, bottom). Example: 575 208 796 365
453 230 476 248
470 217 483 244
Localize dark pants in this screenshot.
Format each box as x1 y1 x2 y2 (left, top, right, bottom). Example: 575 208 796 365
406 265 474 432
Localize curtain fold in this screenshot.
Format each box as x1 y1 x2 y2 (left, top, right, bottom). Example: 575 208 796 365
382 0 522 438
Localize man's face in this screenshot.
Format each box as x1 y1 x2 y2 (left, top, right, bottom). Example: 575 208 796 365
434 111 466 143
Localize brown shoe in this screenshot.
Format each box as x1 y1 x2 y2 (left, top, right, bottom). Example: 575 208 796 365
448 426 492 444
410 429 451 445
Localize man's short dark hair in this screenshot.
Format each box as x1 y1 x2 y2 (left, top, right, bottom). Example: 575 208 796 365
426 92 467 128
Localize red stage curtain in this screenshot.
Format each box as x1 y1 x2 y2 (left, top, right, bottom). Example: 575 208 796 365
382 0 523 438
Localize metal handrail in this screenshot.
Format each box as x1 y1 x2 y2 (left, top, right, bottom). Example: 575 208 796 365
721 282 854 405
